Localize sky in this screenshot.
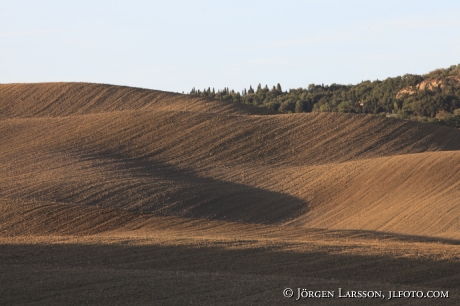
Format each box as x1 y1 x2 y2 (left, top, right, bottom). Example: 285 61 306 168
1 0 460 93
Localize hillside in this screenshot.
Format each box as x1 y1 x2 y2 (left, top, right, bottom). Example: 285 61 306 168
0 82 276 118
1 82 459 237
1 82 459 305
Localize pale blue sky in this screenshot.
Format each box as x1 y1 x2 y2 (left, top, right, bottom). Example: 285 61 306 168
1 0 460 93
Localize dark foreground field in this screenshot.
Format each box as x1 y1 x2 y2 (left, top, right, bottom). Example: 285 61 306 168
1 228 459 305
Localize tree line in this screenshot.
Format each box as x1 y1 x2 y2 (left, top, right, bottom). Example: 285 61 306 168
189 64 460 128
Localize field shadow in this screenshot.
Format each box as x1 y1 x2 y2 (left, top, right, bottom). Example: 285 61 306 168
1 241 459 290
73 151 308 225
309 228 460 245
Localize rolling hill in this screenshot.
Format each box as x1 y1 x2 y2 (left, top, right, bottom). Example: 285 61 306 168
1 82 459 305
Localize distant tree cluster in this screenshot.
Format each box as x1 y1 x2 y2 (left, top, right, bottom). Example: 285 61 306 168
189 64 460 128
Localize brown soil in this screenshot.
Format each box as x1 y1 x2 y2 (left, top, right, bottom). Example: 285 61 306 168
1 82 459 305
